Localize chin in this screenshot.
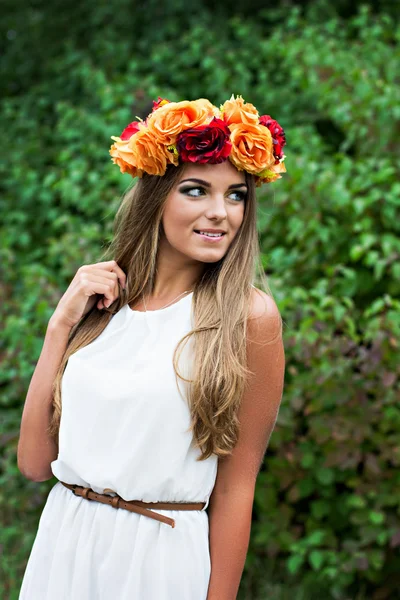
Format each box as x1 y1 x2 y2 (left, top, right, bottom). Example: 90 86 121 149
195 252 227 264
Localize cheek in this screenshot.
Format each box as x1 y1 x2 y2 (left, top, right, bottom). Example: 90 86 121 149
232 205 245 229
162 206 195 241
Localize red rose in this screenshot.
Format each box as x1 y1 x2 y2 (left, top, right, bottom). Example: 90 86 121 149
120 121 141 141
259 115 286 163
176 118 232 164
152 96 171 111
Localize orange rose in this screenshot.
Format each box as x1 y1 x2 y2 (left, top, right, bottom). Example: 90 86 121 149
128 127 178 176
194 98 220 118
146 99 216 146
220 94 259 126
228 122 275 175
109 138 142 178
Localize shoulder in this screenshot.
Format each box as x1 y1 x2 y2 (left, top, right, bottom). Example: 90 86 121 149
247 286 283 345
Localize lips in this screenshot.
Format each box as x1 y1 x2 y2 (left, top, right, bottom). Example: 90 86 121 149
193 231 226 243
193 230 226 235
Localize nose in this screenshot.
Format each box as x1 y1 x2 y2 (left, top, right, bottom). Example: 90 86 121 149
205 194 228 220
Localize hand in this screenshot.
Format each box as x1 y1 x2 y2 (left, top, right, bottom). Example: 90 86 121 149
50 260 127 329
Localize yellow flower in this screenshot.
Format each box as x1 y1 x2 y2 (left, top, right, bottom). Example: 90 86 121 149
256 160 287 185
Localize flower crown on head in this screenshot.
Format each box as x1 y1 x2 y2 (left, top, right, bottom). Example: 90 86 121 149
109 94 287 186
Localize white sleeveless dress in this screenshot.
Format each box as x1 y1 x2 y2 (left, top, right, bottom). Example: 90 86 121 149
19 292 218 600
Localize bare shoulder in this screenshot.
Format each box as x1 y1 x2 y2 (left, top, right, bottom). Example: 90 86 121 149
247 286 283 344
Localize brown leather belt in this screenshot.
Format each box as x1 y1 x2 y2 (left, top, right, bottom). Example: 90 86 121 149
60 482 206 528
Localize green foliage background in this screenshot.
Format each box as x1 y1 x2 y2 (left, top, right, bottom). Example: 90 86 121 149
1 1 399 598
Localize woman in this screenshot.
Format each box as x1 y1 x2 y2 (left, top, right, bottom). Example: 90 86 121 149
18 95 286 600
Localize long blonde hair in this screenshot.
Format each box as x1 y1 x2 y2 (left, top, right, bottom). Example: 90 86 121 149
48 162 276 461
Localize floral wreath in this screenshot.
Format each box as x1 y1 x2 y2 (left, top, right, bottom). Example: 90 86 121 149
109 94 286 186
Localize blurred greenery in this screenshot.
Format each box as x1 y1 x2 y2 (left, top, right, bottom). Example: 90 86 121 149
1 0 399 599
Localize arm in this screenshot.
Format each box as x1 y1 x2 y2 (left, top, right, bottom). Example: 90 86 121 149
17 316 72 482
206 290 285 600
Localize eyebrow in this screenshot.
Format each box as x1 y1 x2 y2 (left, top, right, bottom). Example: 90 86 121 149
179 178 248 190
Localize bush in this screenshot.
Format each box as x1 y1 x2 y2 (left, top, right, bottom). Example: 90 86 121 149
1 2 399 598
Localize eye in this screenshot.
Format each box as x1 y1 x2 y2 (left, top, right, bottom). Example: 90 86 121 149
179 186 205 197
179 186 246 202
228 191 247 202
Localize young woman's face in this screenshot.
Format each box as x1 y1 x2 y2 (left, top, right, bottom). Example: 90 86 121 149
160 161 247 264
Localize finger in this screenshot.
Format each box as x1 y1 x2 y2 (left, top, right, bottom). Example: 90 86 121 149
89 271 126 305
88 261 127 290
96 295 117 310
88 276 119 308
83 273 118 290
83 280 117 307
90 269 121 287
92 282 118 308
108 261 127 289
97 297 105 310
